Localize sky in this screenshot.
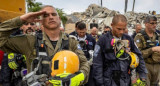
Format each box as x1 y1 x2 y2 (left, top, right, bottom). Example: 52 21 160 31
36 0 160 15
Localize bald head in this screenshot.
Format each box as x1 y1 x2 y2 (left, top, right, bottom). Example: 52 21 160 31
112 14 127 25
91 27 98 35
111 14 127 37
135 24 142 33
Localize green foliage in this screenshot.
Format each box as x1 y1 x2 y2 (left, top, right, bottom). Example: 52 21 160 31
26 0 42 12
26 0 67 25
56 8 68 25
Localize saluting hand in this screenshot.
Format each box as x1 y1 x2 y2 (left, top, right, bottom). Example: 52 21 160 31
20 11 46 23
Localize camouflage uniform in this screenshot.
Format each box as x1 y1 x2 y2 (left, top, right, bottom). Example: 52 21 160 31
134 30 160 86
0 17 90 84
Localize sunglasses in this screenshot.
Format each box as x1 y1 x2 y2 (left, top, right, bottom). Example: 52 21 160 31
24 22 35 26
149 22 157 25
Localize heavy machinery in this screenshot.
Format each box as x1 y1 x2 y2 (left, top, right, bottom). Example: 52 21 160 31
0 0 25 23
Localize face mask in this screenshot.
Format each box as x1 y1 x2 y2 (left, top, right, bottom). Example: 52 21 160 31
104 31 109 33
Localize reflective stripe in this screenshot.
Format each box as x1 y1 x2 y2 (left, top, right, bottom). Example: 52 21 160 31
64 57 67 73
42 61 50 64
39 52 47 56
8 53 14 59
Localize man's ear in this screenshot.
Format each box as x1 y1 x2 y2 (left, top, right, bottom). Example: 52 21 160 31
111 23 113 26
111 23 114 28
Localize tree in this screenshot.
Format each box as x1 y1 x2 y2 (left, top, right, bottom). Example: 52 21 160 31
26 0 67 25
26 0 42 12
56 8 68 26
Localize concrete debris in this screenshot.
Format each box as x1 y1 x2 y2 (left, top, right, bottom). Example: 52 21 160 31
65 4 160 34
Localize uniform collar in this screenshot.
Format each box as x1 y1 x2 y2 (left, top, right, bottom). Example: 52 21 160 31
42 31 68 41
61 31 69 40
42 32 54 50
42 31 68 55
77 35 87 41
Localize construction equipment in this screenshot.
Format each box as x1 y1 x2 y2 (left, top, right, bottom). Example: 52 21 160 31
0 0 25 23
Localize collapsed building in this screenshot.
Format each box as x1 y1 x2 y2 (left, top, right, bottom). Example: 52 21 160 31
65 4 160 35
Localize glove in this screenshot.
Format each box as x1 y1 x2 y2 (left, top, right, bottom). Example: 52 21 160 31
70 72 85 86
49 73 71 86
49 72 85 86
8 53 18 69
88 50 94 65
132 78 146 86
137 79 146 86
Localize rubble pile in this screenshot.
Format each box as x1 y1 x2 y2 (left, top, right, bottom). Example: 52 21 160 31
66 4 160 34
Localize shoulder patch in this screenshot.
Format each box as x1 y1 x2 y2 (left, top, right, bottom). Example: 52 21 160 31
93 44 101 57
77 44 82 50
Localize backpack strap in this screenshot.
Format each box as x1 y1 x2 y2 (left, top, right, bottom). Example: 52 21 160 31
140 30 160 50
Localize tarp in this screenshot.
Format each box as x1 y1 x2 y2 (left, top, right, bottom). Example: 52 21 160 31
0 0 25 22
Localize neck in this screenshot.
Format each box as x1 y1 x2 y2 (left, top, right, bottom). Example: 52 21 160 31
44 28 60 41
145 28 154 37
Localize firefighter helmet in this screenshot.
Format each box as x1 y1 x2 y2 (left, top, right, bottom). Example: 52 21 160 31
128 52 139 69
51 50 79 77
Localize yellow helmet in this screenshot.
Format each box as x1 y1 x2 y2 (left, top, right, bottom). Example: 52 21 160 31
51 50 79 77
128 52 139 69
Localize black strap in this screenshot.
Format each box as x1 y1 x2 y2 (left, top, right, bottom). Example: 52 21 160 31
140 30 160 50
34 33 69 75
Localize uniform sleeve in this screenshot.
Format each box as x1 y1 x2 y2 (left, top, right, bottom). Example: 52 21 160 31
131 37 148 79
93 37 104 86
0 17 31 54
134 35 153 59
69 38 90 84
0 17 23 48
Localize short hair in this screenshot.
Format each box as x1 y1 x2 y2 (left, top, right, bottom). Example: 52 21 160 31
40 5 58 16
112 14 127 25
77 22 86 30
91 26 97 29
104 26 111 30
40 5 55 11
75 21 81 28
144 15 157 23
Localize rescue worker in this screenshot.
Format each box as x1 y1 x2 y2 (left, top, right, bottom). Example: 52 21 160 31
90 27 99 42
21 22 36 35
103 25 111 34
93 14 147 86
0 5 89 85
1 53 26 86
134 15 160 86
74 22 96 60
0 21 36 86
69 21 81 36
132 24 142 39
73 22 96 86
